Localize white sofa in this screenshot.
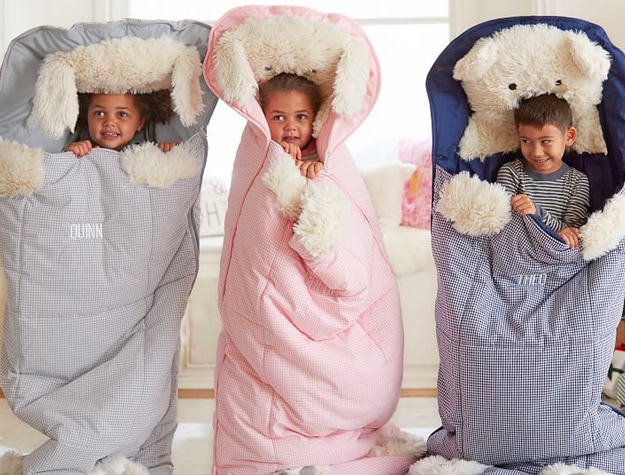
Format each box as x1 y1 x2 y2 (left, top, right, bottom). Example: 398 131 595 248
389 227 438 389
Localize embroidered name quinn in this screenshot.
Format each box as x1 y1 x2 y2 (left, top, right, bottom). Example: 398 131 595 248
70 223 103 239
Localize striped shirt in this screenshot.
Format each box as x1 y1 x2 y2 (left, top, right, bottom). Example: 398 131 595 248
496 158 590 231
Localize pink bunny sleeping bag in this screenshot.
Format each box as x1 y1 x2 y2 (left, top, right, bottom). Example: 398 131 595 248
203 5 424 475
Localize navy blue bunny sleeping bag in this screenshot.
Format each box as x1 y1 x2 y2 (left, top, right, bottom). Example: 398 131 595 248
409 16 625 475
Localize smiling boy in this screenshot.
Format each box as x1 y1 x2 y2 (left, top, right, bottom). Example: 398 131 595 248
496 93 590 249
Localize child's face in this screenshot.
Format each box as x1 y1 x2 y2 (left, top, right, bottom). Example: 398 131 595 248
263 90 315 149
87 94 146 151
518 123 577 174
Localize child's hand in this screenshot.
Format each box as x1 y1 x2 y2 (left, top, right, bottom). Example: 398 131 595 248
158 141 180 153
64 140 95 158
557 226 581 249
510 193 536 216
280 141 302 161
296 159 323 179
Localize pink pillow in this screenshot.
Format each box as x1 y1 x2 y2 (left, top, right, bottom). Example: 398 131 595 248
397 139 432 229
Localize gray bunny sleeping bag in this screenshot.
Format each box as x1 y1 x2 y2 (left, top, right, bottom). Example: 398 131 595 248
0 19 217 475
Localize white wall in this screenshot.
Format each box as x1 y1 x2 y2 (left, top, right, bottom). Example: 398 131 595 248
2 0 625 56
451 0 625 48
0 0 127 57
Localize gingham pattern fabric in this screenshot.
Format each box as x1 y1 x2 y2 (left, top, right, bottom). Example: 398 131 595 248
204 7 417 474
0 132 207 474
427 166 625 474
212 128 415 475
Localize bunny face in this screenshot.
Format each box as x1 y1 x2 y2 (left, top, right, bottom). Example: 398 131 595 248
453 24 611 160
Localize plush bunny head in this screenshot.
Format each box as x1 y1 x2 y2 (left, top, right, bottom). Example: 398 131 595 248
208 11 372 136
28 36 206 139
453 23 611 161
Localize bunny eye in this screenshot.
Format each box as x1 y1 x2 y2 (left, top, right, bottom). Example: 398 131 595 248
508 83 517 90
264 65 272 71
555 79 562 86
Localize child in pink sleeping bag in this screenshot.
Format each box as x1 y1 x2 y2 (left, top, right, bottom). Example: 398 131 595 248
259 72 324 179
203 5 426 475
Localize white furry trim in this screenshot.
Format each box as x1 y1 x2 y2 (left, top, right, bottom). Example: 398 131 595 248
28 36 205 139
121 141 202 188
86 454 149 475
435 172 511 236
408 455 488 475
0 449 23 475
212 15 369 117
539 463 616 475
294 181 348 257
262 155 307 221
581 193 625 260
0 139 45 197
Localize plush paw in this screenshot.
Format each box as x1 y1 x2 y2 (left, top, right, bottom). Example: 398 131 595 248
0 449 24 475
293 181 348 257
87 454 150 475
436 171 511 236
0 140 44 198
121 141 202 188
581 193 625 260
262 155 307 220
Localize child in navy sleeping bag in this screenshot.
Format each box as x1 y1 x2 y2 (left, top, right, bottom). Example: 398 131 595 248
496 93 590 249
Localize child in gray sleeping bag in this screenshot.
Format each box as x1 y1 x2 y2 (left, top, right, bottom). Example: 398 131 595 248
64 90 180 157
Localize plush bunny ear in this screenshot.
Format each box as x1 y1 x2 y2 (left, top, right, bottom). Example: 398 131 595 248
453 38 500 81
27 57 79 139
28 36 205 139
332 36 371 116
566 32 611 81
207 12 372 120
211 31 258 106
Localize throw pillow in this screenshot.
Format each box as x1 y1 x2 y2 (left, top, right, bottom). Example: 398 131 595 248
360 162 415 227
397 138 432 229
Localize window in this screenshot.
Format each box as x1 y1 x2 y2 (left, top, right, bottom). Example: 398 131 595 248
128 1 449 180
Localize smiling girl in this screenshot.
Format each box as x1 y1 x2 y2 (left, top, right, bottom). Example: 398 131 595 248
64 90 179 157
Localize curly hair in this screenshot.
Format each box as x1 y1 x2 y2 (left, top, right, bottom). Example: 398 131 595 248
258 73 322 115
72 89 175 144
